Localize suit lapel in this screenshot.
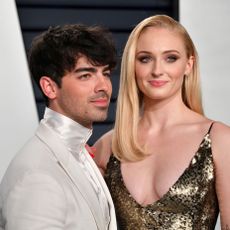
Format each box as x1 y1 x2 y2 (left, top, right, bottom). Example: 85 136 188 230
83 150 117 229
36 123 105 230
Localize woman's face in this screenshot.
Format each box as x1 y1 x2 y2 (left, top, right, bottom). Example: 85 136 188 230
135 27 193 104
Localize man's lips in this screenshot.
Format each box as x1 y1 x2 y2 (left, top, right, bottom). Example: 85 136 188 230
89 92 110 107
90 98 110 107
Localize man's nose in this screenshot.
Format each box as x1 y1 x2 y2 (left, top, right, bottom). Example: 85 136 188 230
95 74 111 93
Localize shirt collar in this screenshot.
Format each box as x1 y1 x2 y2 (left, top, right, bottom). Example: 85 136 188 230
42 107 92 154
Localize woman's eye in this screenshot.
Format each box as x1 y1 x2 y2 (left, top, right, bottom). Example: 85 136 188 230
166 56 178 63
138 56 151 63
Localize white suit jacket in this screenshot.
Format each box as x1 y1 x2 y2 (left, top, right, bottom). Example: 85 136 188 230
0 122 117 230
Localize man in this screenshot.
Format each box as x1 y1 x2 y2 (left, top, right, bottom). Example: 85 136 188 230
0 24 117 230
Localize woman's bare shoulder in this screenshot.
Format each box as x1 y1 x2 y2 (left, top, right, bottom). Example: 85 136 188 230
210 121 230 161
210 121 230 142
93 130 114 174
210 122 230 224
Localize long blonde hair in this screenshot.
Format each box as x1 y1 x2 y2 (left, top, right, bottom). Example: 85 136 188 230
112 15 203 162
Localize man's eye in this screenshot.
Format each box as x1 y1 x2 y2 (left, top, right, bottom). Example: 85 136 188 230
104 72 111 78
79 74 91 80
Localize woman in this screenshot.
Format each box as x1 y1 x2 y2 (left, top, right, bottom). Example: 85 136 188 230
94 15 230 229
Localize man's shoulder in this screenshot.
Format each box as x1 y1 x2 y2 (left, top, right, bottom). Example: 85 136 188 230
0 134 59 194
11 134 52 168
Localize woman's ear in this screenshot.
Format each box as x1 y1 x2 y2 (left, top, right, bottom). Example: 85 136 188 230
39 76 58 100
185 56 194 76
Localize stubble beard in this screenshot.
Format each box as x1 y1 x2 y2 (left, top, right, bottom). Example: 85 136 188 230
91 107 109 122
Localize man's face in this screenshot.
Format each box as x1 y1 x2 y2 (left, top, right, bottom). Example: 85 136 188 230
49 56 112 128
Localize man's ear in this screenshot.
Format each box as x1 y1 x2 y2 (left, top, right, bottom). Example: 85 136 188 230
39 76 58 100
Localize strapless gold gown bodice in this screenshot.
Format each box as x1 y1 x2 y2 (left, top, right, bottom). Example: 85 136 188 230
105 129 219 229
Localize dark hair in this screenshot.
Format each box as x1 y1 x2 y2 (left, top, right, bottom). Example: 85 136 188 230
28 24 117 102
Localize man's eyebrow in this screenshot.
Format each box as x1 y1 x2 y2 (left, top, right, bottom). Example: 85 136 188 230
103 66 110 71
74 66 111 73
74 67 97 73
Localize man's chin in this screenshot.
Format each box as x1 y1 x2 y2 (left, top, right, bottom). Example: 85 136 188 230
92 112 109 122
93 116 108 122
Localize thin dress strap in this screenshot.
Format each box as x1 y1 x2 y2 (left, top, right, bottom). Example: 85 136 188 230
207 122 215 134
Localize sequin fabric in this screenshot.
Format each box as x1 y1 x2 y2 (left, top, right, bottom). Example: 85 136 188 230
105 129 219 230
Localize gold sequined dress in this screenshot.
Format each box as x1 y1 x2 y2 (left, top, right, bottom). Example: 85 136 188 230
105 125 219 229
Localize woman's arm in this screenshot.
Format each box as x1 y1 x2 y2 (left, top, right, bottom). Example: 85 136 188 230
211 122 230 227
93 130 113 176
